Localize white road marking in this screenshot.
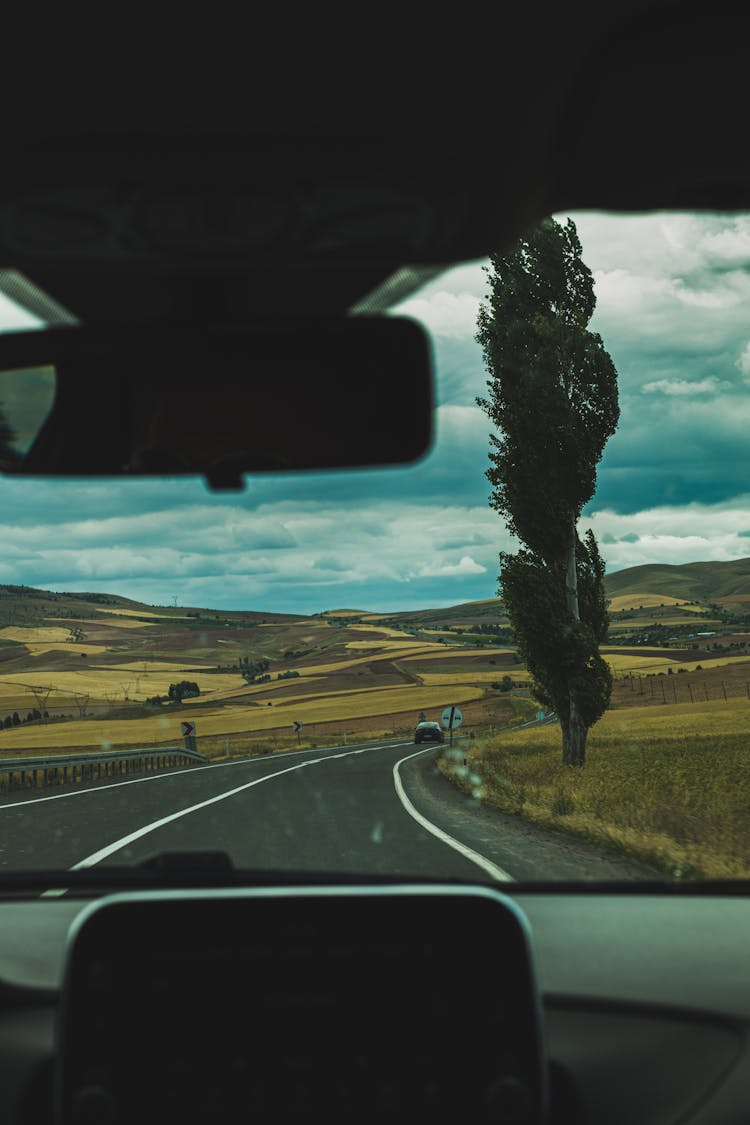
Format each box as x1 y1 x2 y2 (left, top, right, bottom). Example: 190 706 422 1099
392 747 513 883
0 740 406 811
68 741 412 870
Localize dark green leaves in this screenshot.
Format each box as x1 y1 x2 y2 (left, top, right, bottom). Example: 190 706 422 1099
478 217 619 764
476 217 619 564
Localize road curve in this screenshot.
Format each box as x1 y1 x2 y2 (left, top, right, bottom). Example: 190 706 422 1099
0 738 655 881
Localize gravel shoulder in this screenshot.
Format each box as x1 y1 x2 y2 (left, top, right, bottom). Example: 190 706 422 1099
400 746 660 882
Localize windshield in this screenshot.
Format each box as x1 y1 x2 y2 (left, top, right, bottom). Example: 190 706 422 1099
1 209 748 885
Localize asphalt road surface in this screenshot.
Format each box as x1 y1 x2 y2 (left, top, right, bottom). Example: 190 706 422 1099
0 738 655 881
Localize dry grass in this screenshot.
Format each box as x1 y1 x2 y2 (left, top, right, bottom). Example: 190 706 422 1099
399 647 509 662
0 669 245 704
419 671 519 686
71 617 159 629
346 623 414 639
607 594 701 612
0 626 72 643
604 652 680 673
106 661 214 672
292 647 443 675
442 697 750 879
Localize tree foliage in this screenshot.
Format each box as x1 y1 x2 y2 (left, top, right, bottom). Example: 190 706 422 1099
168 680 200 702
476 218 619 766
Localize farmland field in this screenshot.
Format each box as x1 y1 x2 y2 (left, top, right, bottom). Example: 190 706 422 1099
0 599 520 757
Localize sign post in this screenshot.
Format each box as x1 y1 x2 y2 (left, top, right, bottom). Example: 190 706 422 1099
440 704 463 749
293 720 303 744
181 720 197 753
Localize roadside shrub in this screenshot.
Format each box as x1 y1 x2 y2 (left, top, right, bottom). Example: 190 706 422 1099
551 789 575 816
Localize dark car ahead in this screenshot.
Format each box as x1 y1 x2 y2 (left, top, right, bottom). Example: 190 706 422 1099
414 721 445 745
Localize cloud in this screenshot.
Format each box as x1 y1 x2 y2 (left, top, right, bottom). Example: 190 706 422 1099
641 377 731 396
2 212 750 613
397 290 482 340
416 555 487 578
584 497 750 573
736 342 750 377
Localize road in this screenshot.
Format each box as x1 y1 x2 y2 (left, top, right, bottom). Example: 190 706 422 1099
0 738 654 881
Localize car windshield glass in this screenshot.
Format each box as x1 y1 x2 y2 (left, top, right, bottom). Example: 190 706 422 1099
1 209 748 885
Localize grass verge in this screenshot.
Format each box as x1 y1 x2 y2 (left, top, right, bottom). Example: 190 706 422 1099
438 699 750 879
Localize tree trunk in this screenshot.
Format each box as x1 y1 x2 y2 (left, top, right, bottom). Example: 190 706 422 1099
565 520 580 623
563 693 587 767
562 520 586 765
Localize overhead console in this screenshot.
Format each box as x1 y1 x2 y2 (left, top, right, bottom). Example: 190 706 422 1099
56 885 547 1124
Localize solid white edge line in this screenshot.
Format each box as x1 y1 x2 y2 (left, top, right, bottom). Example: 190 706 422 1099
392 747 513 883
69 740 412 870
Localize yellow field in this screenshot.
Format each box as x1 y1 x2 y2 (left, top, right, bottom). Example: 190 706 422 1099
291 647 445 675
0 686 82 712
1 627 72 643
347 623 413 639
0 683 485 751
419 671 519 686
106 661 214 672
607 594 701 612
0 669 245 704
343 639 443 653
606 653 750 675
182 676 326 704
605 653 677 672
400 647 510 662
0 626 108 657
73 617 158 630
24 642 107 657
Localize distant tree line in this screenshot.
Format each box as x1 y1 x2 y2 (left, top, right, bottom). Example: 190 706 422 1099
145 681 201 705
242 659 271 683
2 708 48 728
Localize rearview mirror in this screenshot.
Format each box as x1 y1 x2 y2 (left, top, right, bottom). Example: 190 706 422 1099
0 316 433 488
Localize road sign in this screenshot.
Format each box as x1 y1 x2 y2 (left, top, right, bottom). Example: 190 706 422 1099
181 721 196 737
440 705 463 730
536 710 545 721
293 721 302 733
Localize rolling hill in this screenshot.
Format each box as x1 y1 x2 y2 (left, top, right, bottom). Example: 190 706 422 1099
604 559 750 605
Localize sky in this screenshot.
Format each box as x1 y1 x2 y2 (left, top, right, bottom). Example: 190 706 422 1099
3 210 750 615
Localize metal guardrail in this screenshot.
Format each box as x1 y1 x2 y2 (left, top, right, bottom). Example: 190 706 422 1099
0 746 207 793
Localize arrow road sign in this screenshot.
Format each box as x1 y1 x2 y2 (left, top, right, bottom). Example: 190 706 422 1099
181 721 196 737
293 721 303 733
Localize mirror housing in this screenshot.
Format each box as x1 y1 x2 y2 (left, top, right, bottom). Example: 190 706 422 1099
0 316 434 488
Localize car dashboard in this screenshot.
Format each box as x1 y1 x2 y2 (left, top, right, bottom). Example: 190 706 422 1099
0 883 747 1125
2 7 750 1125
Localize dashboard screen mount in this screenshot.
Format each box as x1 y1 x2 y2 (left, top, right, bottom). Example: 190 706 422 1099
57 885 547 1124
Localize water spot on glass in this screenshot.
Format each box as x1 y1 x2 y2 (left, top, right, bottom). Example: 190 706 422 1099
100 740 111 751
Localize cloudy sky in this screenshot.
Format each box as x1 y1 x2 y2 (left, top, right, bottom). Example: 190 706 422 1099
3 209 750 615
